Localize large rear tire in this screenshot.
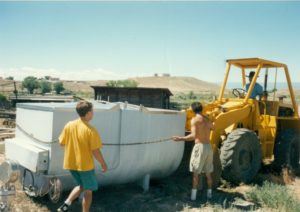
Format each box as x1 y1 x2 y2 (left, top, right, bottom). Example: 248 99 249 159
220 128 262 184
274 129 300 170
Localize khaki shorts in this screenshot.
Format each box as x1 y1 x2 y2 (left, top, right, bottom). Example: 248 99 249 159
189 143 213 174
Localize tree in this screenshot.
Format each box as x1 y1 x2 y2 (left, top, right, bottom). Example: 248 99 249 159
22 76 39 94
0 93 7 101
5 76 14 80
40 80 52 94
188 91 196 99
106 80 118 87
106 80 138 87
53 81 65 94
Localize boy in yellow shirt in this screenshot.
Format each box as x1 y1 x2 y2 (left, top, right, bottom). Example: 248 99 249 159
58 100 107 212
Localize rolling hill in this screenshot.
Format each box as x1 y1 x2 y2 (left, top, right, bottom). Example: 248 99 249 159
129 76 220 94
1 76 220 96
59 76 221 95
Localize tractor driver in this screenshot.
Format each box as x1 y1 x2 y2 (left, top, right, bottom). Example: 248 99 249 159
245 71 263 99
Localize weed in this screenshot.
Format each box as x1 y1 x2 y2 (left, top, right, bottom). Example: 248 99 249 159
245 181 300 212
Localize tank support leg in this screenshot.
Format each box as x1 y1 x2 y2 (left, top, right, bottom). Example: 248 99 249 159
137 174 150 192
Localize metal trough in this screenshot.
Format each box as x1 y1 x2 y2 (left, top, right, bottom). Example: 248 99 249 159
0 101 185 202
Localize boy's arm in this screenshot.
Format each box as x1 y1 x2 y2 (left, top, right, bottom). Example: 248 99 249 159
92 149 107 172
59 123 69 146
173 119 196 141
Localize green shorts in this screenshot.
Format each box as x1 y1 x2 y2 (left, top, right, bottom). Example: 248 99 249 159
70 170 98 191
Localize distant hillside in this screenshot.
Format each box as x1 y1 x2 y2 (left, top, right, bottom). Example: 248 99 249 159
3 77 300 98
62 80 106 93
1 77 220 96
62 76 221 95
130 76 220 94
0 80 22 94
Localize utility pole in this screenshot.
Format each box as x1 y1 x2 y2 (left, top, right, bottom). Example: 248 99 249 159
13 81 18 101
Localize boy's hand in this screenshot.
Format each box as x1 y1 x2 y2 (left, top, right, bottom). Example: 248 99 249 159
101 163 107 172
172 136 182 142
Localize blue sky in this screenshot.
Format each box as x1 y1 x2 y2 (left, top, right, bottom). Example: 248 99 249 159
1 1 300 82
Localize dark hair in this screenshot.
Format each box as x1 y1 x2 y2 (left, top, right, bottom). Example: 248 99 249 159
248 71 255 78
76 100 93 117
191 102 202 114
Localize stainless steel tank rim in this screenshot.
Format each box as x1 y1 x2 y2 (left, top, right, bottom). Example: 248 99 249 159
16 124 173 146
16 124 58 144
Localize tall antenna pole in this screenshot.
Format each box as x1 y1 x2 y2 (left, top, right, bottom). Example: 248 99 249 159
13 81 18 101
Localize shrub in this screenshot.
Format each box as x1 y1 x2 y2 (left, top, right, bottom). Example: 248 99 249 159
106 80 138 87
40 80 52 94
245 181 300 212
22 76 39 94
0 93 7 101
53 81 65 94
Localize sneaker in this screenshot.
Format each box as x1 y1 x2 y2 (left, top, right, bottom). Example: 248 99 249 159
57 203 69 212
191 189 197 201
207 190 212 199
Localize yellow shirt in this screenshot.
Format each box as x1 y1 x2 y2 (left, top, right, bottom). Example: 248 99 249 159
59 119 102 171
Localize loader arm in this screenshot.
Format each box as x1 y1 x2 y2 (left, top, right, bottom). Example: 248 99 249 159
210 104 252 149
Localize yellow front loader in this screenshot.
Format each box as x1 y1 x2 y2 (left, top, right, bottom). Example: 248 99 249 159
186 58 300 184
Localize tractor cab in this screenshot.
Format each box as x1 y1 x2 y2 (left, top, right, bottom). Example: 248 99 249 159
222 58 298 118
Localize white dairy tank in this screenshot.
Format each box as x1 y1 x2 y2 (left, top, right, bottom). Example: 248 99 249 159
3 101 185 201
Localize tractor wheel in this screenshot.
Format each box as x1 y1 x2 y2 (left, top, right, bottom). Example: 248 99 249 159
274 129 300 170
220 128 262 184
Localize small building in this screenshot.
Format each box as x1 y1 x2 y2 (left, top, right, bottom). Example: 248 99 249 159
162 73 171 77
91 86 172 109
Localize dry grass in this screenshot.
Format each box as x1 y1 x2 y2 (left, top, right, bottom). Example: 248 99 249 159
130 76 221 94
1 151 300 212
290 178 300 201
245 181 300 212
1 138 300 211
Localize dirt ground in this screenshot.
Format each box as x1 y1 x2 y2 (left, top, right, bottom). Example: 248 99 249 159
0 143 300 212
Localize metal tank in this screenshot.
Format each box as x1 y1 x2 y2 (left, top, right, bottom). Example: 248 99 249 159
0 101 185 203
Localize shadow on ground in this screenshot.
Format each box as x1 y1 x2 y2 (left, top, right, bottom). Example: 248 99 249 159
32 142 300 212
37 142 253 212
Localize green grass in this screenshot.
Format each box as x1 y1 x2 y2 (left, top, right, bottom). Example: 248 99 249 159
73 91 94 99
170 91 217 110
245 181 300 212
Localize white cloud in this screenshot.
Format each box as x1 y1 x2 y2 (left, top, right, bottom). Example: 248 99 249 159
0 67 129 81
